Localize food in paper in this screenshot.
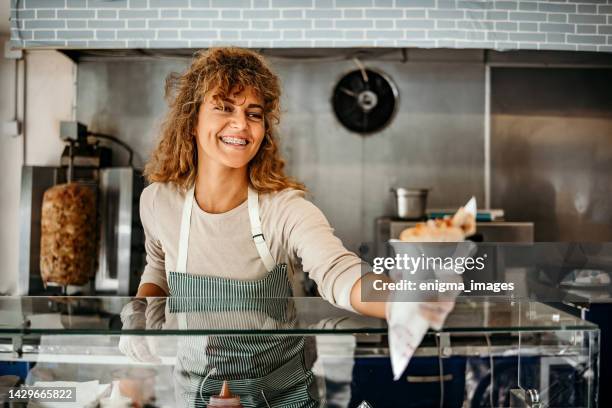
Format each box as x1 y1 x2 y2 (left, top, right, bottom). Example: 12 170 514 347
388 197 476 380
399 197 477 242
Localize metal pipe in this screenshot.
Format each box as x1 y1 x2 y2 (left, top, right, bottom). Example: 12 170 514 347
67 141 74 183
484 64 491 210
88 132 134 167
22 52 27 164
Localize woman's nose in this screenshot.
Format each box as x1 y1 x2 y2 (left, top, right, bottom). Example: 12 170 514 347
229 111 248 130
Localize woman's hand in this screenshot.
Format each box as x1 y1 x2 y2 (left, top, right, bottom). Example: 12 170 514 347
118 298 164 363
350 272 458 380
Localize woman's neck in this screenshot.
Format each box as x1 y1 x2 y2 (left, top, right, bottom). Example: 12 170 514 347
195 160 249 214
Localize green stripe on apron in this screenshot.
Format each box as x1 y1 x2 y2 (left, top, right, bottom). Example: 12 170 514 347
169 267 319 408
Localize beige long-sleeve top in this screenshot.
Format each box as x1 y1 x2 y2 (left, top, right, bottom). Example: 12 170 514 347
138 182 365 311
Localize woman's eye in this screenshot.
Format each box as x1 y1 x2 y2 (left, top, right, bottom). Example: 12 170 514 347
248 112 263 120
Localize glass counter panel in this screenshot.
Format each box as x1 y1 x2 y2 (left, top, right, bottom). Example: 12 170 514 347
0 298 599 407
0 297 598 335
0 329 598 407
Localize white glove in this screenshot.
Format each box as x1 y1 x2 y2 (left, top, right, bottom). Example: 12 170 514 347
118 334 160 364
118 298 162 364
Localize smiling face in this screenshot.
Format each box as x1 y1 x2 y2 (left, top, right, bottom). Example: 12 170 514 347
195 86 266 171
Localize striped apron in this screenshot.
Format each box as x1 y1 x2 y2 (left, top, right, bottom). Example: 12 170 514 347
168 186 319 408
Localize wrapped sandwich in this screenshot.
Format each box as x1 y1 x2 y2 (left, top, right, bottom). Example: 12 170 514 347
399 197 477 242
388 197 477 381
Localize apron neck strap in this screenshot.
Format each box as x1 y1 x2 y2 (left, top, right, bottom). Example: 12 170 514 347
175 185 277 273
247 187 277 272
176 186 195 274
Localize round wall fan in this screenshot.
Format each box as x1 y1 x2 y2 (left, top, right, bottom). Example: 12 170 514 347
331 68 398 135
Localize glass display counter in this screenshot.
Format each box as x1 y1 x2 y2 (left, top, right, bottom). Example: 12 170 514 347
0 297 599 407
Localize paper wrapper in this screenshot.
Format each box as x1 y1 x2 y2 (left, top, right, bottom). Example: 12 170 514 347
386 197 477 380
387 302 429 380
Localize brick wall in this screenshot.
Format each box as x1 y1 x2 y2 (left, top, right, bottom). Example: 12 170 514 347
9 0 612 52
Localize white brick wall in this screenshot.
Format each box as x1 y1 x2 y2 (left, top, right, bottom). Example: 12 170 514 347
9 0 612 52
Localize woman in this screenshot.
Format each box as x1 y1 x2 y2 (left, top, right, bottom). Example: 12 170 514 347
122 47 450 407
138 47 388 314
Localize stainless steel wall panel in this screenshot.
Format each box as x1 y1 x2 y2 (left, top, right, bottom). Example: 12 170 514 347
491 67 612 241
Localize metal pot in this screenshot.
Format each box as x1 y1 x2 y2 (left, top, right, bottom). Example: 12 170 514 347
390 187 429 219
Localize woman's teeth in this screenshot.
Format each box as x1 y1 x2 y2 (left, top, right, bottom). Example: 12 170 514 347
221 136 247 146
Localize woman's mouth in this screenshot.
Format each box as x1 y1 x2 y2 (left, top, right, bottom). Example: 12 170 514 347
220 136 249 146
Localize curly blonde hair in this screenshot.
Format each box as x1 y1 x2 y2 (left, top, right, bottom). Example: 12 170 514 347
144 47 305 193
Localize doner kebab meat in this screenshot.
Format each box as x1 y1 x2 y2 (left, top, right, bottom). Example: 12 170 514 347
40 183 98 286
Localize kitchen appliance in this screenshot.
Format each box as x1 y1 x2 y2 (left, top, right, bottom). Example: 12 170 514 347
390 187 429 220
18 122 145 296
331 64 398 134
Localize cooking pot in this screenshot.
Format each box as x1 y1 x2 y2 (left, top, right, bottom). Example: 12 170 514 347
390 188 429 219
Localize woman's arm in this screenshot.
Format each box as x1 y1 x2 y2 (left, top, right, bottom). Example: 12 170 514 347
273 190 363 311
136 283 168 298
137 184 170 296
351 273 456 324
274 190 454 321
349 272 392 319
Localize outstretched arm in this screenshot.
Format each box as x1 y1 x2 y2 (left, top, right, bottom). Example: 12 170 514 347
136 282 167 298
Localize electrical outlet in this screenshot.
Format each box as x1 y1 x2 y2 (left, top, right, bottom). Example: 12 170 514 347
3 120 22 137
